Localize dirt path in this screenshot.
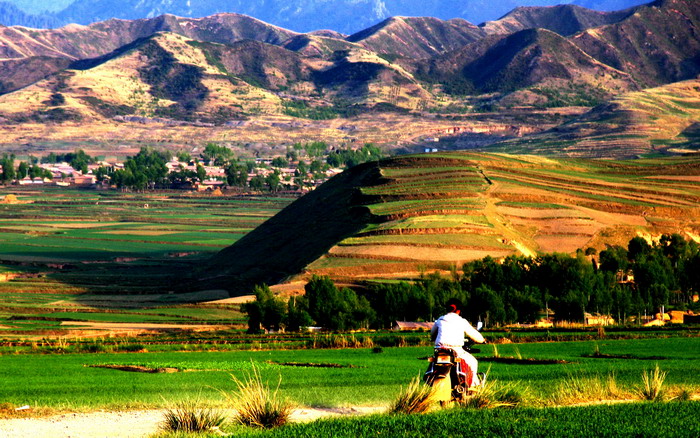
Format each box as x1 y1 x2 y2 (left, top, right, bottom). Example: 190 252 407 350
0 406 386 438
477 174 538 258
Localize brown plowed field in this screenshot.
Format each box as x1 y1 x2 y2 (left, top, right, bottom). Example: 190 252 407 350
329 245 514 262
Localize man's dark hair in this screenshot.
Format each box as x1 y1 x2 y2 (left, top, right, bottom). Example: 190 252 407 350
445 298 462 313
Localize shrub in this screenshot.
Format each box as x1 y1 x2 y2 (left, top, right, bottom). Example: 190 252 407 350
638 364 667 402
224 364 294 428
552 373 627 405
462 379 524 409
160 400 226 433
388 376 438 414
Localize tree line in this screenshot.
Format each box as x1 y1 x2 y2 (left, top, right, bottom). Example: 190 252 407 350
242 234 700 332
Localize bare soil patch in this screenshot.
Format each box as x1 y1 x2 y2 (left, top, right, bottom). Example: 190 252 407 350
534 235 593 253
0 406 387 438
60 321 231 334
330 245 513 262
204 294 254 305
88 364 180 373
43 222 122 229
99 231 181 236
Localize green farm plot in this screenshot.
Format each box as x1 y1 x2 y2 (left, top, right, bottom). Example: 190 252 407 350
381 166 479 177
0 337 698 412
367 215 493 230
366 198 485 217
0 191 290 264
340 234 508 249
361 183 486 196
308 256 407 269
0 189 291 331
138 307 245 321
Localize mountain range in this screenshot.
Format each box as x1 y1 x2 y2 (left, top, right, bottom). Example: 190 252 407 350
0 0 698 158
1 0 650 34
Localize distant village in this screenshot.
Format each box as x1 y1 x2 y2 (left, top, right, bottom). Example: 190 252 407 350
8 157 342 192
0 142 382 193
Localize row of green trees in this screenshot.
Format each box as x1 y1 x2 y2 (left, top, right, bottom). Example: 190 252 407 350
0 154 53 183
242 234 700 331
242 277 375 333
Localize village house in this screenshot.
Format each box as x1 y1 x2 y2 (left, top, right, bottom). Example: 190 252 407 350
584 313 615 326
392 321 434 331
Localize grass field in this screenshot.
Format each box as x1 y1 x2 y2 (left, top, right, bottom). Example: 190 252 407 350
0 336 698 412
230 402 700 438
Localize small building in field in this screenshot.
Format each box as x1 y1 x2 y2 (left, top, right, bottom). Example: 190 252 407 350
196 179 225 191
393 321 434 331
584 313 615 326
72 174 97 186
668 310 694 324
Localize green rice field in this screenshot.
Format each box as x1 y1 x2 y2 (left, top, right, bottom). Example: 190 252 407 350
0 336 698 418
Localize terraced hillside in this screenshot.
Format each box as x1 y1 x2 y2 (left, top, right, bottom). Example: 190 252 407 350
206 153 700 293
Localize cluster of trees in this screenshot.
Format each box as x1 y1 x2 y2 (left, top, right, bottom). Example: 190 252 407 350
327 143 383 168
109 147 169 191
242 276 375 333
41 149 94 173
17 161 53 180
0 154 16 184
0 154 52 184
243 235 700 332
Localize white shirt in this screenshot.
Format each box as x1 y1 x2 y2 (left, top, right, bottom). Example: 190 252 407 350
431 312 485 347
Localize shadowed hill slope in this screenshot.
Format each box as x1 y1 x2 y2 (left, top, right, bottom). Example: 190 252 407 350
200 161 383 293
480 4 636 36
202 153 700 294
570 0 700 88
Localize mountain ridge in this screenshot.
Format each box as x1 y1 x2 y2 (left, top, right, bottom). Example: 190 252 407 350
0 0 653 34
0 0 697 158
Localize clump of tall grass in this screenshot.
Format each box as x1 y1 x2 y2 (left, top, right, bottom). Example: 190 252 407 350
462 379 525 409
638 364 667 402
160 400 226 433
388 376 438 414
551 373 628 405
224 365 294 428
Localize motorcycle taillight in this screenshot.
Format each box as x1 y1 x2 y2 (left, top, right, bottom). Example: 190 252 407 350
436 354 452 364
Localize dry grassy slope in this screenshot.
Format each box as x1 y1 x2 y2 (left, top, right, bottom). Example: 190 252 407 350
203 152 700 294
488 78 700 158
0 29 435 124
0 32 288 121
571 0 700 88
0 13 298 60
347 16 485 59
479 4 636 36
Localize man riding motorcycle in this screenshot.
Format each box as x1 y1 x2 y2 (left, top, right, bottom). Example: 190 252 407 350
430 298 486 386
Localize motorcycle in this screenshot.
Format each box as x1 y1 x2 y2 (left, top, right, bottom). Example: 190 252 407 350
423 322 485 404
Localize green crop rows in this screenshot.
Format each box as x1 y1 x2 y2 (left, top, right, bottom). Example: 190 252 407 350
0 337 698 411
